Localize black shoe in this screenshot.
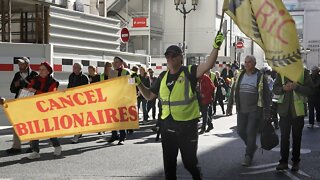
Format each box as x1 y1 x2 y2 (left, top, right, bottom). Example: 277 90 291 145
276 162 289 171
107 136 119 143
151 126 158 132
241 155 252 166
199 129 205 134
117 139 125 145
291 162 300 172
6 148 22 154
205 125 214 132
25 148 33 153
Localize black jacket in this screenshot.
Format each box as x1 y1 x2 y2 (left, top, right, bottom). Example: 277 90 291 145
10 68 38 98
67 72 89 88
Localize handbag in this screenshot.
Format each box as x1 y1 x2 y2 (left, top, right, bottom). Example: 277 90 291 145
260 121 279 150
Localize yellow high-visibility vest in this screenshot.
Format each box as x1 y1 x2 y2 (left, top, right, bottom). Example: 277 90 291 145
275 72 306 116
159 66 200 121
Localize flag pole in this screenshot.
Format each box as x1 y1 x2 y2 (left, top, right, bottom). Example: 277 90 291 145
218 11 225 33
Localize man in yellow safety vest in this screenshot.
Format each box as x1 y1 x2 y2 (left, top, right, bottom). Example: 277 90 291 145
273 69 313 171
132 33 224 180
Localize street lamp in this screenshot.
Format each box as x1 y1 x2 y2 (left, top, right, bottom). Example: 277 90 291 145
174 0 199 65
301 47 311 66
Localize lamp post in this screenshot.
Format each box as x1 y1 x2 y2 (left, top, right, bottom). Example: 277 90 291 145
174 0 198 65
301 47 311 66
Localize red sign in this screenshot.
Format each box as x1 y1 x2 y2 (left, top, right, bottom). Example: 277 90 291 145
132 17 147 28
236 41 244 49
120 28 130 43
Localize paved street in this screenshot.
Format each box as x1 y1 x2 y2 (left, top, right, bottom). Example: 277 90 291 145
1 106 319 180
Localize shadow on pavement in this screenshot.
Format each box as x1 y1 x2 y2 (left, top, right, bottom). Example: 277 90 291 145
0 143 114 168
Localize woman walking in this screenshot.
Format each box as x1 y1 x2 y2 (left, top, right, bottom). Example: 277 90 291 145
26 62 62 160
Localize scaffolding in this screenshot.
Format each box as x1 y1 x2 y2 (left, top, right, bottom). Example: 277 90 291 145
0 0 67 43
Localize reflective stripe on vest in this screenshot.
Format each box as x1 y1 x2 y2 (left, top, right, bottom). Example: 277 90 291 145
277 72 306 116
159 65 200 121
234 70 264 107
257 75 264 107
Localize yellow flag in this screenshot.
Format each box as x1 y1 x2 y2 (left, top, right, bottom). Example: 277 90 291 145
223 0 303 82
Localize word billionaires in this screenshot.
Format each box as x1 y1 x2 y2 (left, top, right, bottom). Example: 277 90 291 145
14 88 138 136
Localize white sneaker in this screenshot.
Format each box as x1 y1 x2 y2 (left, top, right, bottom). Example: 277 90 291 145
53 146 62 156
27 151 40 160
71 135 81 143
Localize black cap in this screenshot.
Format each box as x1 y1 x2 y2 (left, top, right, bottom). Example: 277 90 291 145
164 45 182 56
16 57 30 64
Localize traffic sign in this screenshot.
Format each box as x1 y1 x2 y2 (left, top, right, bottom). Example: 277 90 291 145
120 28 130 43
236 41 244 49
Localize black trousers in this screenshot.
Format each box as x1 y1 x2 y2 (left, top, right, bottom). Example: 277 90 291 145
213 97 225 114
308 101 320 125
147 99 157 119
30 138 60 153
111 130 126 140
200 104 213 131
160 119 202 180
279 115 304 163
271 102 279 126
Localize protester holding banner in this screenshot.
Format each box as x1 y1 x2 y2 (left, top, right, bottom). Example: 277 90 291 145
133 33 224 180
67 62 90 143
6 57 38 155
26 62 62 159
273 69 313 171
226 55 271 167
107 56 130 145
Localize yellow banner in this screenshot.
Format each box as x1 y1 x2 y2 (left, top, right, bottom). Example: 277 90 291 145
3 76 139 141
223 0 303 82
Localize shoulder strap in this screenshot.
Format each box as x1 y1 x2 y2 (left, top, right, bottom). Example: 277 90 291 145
182 65 196 94
157 71 167 82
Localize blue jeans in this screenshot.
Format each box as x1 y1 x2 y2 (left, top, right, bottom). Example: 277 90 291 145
237 111 258 158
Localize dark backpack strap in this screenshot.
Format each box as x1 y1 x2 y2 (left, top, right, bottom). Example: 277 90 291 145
157 71 167 83
181 66 197 94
